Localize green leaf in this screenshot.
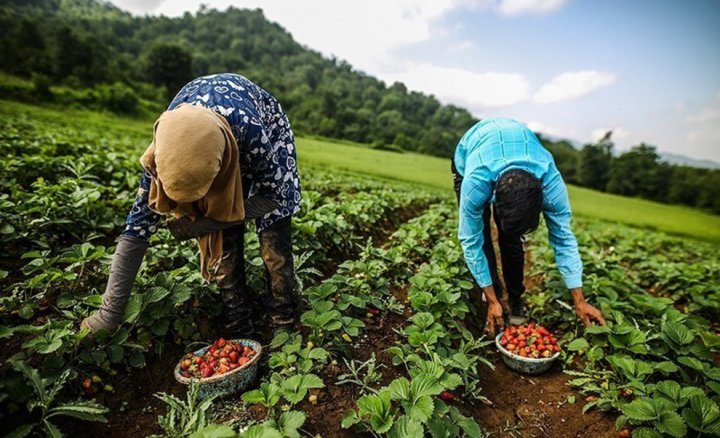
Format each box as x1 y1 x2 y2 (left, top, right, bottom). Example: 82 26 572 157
6 424 35 438
122 295 142 323
240 425 282 438
585 325 611 335
0 326 14 339
280 374 324 404
107 345 124 363
621 399 658 421
278 410 306 437
654 361 679 374
405 395 434 423
654 381 681 402
567 338 590 352
47 400 109 422
656 411 686 438
128 352 146 368
662 322 694 347
682 395 720 433
42 419 63 438
145 286 171 304
409 312 434 329
410 374 444 399
632 427 663 438
388 416 424 438
388 377 411 400
341 409 360 429
189 424 237 438
677 356 706 372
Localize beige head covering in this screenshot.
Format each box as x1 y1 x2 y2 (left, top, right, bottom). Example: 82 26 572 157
140 103 245 280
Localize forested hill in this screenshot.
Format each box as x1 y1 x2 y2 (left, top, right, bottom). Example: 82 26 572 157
0 0 476 157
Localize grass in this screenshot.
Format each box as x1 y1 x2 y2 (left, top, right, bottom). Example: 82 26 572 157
297 138 720 243
3 99 720 242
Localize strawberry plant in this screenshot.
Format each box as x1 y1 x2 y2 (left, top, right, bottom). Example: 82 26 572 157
7 359 108 437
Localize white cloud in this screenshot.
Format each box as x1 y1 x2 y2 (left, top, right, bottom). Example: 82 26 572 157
683 97 720 155
686 93 720 124
496 0 568 15
534 70 616 103
591 127 629 142
448 40 475 52
384 63 531 110
526 121 577 139
138 0 459 75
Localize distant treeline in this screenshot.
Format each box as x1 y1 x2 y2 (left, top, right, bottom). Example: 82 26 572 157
1 0 718 214
0 0 475 156
541 133 720 214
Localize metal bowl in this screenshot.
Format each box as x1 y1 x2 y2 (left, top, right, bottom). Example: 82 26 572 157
174 339 262 399
495 333 560 375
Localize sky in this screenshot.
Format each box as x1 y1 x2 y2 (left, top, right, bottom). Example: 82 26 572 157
110 0 720 162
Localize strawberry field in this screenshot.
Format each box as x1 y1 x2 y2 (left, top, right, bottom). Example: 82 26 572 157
1 107 719 438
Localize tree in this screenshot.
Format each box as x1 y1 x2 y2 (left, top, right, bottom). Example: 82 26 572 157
143 42 193 99
577 132 614 191
607 144 669 201
539 136 579 183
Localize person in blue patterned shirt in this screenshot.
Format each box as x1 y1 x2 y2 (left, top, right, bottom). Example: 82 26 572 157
452 118 605 335
82 73 301 338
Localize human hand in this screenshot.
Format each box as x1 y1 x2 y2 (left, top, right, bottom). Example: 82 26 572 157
485 300 505 335
575 301 606 326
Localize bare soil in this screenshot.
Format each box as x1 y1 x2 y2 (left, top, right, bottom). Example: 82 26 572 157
4 201 618 437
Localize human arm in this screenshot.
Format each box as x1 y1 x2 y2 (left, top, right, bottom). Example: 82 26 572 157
458 173 504 333
81 171 159 333
542 163 605 325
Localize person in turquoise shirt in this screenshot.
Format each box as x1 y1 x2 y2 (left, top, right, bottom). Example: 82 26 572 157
452 118 605 335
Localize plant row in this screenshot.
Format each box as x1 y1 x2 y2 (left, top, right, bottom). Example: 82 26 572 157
525 218 720 438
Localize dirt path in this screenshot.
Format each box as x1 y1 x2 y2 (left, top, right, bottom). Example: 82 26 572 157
470 357 616 437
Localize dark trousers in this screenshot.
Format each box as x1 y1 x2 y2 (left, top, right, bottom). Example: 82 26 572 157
215 216 297 332
451 159 525 302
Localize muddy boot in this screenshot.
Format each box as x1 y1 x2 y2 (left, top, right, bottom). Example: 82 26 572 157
259 217 298 343
215 224 256 340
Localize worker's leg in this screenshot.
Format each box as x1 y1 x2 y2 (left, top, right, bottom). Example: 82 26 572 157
493 205 526 319
481 205 503 297
259 216 297 331
215 223 255 337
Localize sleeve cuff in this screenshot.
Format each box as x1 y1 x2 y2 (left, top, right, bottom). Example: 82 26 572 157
563 273 583 289
468 260 493 288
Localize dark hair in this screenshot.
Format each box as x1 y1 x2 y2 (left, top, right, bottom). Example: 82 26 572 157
494 169 543 236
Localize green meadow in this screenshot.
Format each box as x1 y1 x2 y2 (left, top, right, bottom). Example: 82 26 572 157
3 100 719 242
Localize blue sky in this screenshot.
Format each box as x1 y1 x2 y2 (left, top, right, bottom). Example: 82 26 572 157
112 0 720 161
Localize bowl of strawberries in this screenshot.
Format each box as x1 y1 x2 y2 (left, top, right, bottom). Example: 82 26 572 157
174 338 262 398
496 323 561 374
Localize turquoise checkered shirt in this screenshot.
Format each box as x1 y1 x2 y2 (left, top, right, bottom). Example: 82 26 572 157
454 118 583 290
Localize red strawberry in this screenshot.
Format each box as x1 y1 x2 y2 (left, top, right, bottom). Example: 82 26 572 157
238 357 250 366
440 391 454 401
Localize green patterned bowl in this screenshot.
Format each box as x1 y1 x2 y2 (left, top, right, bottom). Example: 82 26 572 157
495 333 559 375
174 339 262 399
